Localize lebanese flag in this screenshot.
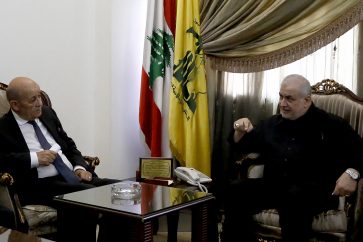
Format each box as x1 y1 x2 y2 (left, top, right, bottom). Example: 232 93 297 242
139 0 176 157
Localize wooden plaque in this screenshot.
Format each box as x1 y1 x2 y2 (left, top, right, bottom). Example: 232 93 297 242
139 157 173 180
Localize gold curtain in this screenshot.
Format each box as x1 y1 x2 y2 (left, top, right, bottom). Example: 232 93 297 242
200 0 363 72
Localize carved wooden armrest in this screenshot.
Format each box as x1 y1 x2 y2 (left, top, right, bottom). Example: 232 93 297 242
83 156 100 171
0 173 14 186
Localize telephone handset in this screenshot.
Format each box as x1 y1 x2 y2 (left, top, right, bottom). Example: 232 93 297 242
174 167 212 192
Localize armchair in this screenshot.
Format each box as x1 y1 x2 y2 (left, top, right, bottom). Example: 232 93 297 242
234 79 363 242
0 82 100 238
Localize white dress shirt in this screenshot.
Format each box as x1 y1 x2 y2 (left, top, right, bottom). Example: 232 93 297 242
12 111 75 178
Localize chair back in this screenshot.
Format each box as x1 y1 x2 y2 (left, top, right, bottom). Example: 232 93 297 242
0 83 9 117
311 79 363 137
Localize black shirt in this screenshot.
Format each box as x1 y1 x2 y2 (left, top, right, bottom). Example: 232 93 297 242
231 104 363 191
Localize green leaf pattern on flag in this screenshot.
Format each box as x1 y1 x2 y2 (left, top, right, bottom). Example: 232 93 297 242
147 29 174 87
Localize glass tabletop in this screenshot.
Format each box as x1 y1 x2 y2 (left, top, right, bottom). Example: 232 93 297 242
54 181 212 217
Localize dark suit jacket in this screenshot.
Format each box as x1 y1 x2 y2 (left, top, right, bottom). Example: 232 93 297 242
0 106 93 188
230 104 363 192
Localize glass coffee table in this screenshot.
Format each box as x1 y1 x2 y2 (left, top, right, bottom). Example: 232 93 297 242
54 181 216 242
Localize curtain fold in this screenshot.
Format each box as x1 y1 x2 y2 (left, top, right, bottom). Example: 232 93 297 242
200 0 363 72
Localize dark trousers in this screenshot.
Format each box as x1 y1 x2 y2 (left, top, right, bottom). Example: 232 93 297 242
0 205 15 228
17 175 119 206
17 175 120 242
222 179 338 242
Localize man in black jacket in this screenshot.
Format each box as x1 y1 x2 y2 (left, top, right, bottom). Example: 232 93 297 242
222 74 363 242
0 76 119 241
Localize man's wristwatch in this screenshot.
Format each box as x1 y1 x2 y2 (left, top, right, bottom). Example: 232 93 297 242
345 168 360 180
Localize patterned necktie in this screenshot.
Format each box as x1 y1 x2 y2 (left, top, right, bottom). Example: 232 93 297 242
28 120 80 184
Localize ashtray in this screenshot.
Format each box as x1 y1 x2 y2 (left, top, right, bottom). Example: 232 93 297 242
111 182 141 200
111 196 140 205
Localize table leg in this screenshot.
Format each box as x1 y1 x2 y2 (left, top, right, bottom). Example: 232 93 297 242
56 208 65 242
167 211 180 242
192 201 218 242
57 206 98 242
133 219 153 242
192 203 208 242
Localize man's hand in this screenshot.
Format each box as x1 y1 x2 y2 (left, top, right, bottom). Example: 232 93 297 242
233 118 254 142
75 169 93 182
37 150 57 166
332 172 358 196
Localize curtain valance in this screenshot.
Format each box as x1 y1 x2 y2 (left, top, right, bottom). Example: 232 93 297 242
200 0 363 73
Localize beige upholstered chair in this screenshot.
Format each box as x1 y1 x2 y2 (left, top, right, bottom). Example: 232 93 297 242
236 79 363 242
0 82 100 238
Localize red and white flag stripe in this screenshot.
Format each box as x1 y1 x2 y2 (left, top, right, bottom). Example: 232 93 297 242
139 0 175 157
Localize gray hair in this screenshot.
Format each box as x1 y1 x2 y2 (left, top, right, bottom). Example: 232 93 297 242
281 74 311 97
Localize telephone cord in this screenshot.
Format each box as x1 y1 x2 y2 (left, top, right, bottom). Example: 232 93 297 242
197 182 208 193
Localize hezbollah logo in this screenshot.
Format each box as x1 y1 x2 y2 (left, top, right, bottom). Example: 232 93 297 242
147 29 174 86
172 21 206 121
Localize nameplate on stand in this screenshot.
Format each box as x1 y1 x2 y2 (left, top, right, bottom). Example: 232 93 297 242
139 157 174 185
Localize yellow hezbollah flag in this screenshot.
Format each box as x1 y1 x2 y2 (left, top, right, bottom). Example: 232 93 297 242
169 0 211 176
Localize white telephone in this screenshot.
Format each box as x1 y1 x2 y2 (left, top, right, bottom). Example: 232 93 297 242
174 167 212 192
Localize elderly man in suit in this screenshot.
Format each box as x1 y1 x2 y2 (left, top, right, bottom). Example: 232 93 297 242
223 74 363 242
0 77 119 241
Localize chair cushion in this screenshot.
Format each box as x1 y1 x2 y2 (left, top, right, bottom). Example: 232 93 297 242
253 208 347 233
22 205 57 235
312 209 347 232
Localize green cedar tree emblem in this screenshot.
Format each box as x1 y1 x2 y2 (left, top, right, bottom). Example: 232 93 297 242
147 29 174 87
